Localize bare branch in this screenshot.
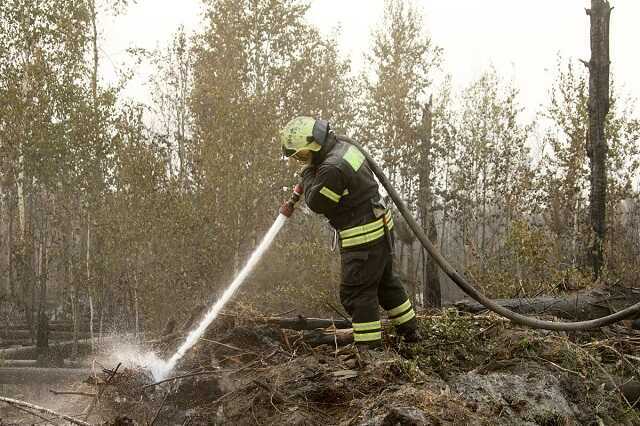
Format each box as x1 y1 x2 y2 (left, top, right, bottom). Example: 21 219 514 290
143 370 218 389
49 389 97 397
0 396 91 426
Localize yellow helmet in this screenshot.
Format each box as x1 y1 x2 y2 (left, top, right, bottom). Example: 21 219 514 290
280 116 329 158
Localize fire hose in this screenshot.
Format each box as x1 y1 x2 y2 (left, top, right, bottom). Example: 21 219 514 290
341 139 640 331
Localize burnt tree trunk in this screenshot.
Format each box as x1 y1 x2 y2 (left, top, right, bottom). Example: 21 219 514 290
418 97 441 307
36 198 49 361
584 0 612 280
7 195 15 298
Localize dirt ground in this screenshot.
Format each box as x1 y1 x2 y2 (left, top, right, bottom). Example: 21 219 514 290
14 308 640 425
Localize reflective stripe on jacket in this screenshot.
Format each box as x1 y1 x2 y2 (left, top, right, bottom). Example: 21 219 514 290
339 210 394 248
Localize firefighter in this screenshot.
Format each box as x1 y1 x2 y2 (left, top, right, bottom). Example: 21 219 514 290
280 116 422 349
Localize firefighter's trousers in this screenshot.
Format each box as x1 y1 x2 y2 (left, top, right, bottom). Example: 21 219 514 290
339 238 417 345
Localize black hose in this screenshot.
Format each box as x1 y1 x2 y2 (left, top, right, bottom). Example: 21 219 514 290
349 140 640 331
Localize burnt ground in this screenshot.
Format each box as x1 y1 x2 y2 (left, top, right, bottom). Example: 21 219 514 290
14 308 640 425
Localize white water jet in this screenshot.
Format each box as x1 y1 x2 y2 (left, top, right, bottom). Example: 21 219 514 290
108 343 170 380
152 214 288 381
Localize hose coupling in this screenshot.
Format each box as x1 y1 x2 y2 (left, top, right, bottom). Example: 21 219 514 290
279 183 304 218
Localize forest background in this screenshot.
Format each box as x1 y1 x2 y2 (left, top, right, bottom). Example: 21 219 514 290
1 0 639 349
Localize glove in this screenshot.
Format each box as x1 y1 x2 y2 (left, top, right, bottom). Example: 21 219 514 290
292 183 304 197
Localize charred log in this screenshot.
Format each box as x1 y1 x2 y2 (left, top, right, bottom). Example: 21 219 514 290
266 316 352 330
302 328 354 347
454 287 640 321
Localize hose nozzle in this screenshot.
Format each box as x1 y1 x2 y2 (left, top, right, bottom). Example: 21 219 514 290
279 183 303 218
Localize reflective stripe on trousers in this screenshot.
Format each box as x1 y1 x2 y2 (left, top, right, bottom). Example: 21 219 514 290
387 299 416 326
352 320 382 342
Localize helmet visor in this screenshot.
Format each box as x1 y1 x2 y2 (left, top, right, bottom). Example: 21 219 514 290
292 150 312 162
282 145 297 158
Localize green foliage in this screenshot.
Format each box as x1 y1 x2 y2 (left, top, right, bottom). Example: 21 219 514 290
433 69 537 297
402 309 490 377
358 0 441 197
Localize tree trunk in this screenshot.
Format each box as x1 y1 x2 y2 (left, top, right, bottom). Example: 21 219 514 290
87 211 93 351
572 194 581 267
133 271 140 340
7 195 14 297
480 163 487 274
99 282 105 344
418 98 441 307
303 328 353 347
35 194 49 361
424 212 441 307
454 287 639 321
407 241 417 306
71 199 80 359
89 294 94 351
71 285 79 359
266 316 352 330
64 196 79 359
440 161 449 254
584 0 612 280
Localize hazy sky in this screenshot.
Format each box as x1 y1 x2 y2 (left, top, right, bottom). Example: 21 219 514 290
102 0 640 118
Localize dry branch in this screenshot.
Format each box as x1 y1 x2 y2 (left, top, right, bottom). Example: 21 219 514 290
150 390 170 426
143 370 218 389
83 362 121 420
253 379 286 403
50 389 97 397
12 404 56 424
0 396 91 426
199 337 248 353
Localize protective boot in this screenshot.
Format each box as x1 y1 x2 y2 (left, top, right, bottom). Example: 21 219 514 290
395 320 422 344
355 341 383 368
400 328 423 343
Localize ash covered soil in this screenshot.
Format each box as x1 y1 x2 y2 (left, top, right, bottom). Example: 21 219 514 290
41 308 640 425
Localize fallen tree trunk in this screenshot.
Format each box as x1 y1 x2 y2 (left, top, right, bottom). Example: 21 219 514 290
0 322 91 332
454 287 640 321
0 340 95 360
149 316 353 346
0 330 92 340
0 396 91 426
0 359 87 368
0 335 125 360
303 328 354 347
265 316 351 330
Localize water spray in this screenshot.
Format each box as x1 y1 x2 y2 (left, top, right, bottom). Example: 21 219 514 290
148 184 304 381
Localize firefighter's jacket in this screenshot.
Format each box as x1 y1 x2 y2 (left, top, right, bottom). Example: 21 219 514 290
300 134 394 250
